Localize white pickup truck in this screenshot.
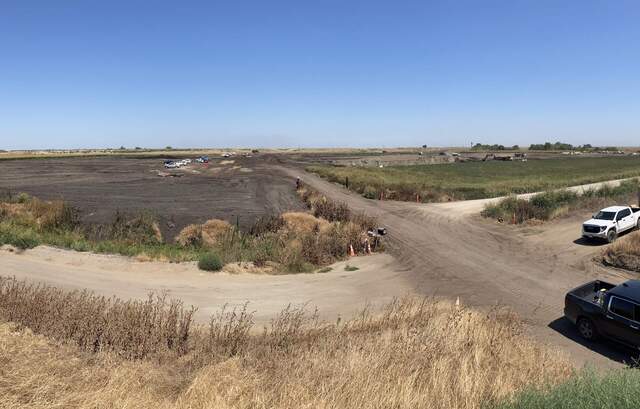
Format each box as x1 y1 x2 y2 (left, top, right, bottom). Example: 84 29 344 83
582 205 640 242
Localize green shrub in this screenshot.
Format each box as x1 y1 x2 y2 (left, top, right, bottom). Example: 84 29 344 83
0 227 40 250
198 252 224 272
16 192 31 204
344 264 359 271
363 185 378 199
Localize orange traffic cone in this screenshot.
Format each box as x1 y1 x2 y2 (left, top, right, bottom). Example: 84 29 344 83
349 245 356 257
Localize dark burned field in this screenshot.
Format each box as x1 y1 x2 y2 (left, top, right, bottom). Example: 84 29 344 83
0 156 305 241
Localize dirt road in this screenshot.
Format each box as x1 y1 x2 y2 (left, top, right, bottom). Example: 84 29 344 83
0 246 412 325
283 166 637 368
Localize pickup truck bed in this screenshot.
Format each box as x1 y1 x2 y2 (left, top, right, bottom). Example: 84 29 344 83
569 280 616 304
564 280 616 326
565 279 640 349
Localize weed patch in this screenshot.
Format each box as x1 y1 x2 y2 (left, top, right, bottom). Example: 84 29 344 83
0 280 573 409
483 179 639 224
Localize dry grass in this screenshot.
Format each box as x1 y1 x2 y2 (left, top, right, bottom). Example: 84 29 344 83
175 219 233 248
174 202 378 272
0 277 573 409
603 230 640 272
175 223 202 247
200 219 233 247
0 276 194 359
281 211 330 234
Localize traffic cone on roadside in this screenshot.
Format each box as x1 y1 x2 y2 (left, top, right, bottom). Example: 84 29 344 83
349 245 356 257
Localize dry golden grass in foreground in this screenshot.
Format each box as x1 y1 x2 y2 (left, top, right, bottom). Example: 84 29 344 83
603 230 640 272
0 281 573 409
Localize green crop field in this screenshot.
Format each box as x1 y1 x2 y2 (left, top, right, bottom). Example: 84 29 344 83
308 156 640 202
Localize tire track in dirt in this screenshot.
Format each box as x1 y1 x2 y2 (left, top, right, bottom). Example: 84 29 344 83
280 164 634 367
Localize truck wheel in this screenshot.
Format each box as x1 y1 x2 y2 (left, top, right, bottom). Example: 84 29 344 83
577 318 598 341
637 219 640 231
607 230 617 243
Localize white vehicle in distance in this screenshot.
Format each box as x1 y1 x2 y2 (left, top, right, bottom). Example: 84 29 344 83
582 205 640 243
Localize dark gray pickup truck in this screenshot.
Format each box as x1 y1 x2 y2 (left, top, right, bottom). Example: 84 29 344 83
565 280 640 349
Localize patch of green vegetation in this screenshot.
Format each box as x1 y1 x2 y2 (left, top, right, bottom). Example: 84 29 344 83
198 252 224 272
308 156 640 202
472 143 519 151
317 266 333 273
344 264 359 271
491 369 640 409
482 179 639 224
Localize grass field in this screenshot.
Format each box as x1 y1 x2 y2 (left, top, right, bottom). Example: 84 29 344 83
308 156 640 202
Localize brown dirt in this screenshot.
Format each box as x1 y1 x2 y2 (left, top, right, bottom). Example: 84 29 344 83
0 156 306 240
0 246 411 325
280 165 638 368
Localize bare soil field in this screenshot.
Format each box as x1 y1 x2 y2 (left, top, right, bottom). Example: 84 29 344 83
0 156 305 240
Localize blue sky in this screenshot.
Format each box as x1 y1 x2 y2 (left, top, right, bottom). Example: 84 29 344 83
1 1 639 150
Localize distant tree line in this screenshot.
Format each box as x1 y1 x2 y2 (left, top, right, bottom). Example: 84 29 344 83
529 142 619 151
472 143 519 151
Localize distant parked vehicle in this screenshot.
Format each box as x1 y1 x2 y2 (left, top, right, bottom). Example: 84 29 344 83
565 279 640 350
164 161 177 169
582 205 640 242
196 156 209 163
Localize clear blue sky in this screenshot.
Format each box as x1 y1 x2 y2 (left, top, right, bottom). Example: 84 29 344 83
1 1 639 150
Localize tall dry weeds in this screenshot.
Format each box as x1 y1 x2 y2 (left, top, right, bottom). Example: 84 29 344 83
603 230 640 272
0 279 573 409
0 276 194 359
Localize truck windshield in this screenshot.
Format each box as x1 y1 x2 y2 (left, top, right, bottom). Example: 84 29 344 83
594 211 616 220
